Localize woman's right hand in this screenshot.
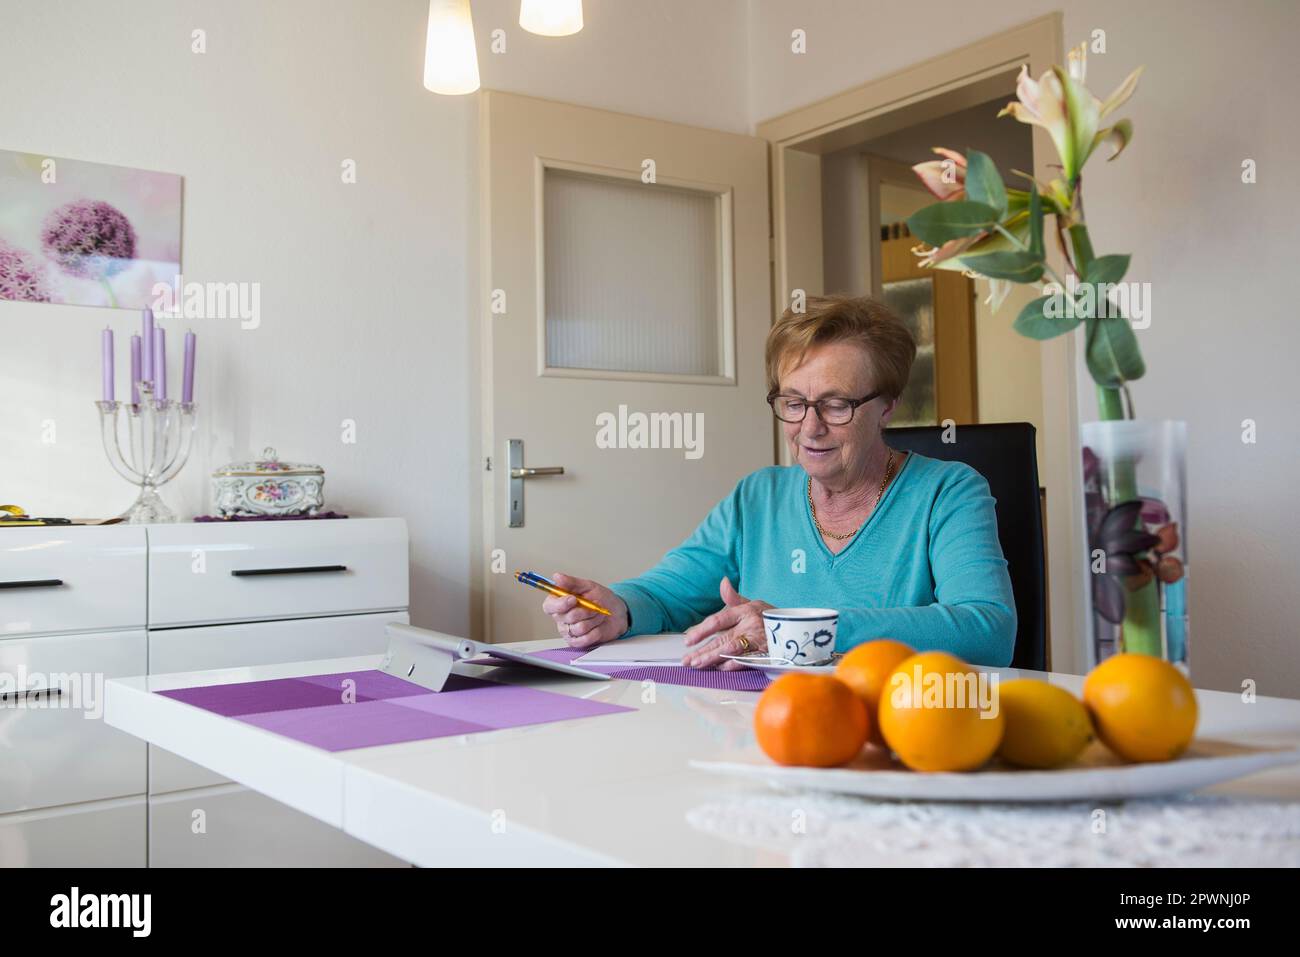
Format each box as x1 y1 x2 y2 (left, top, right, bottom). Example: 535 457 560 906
542 572 630 649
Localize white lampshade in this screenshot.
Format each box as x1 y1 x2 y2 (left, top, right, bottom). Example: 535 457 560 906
519 0 584 37
423 0 480 95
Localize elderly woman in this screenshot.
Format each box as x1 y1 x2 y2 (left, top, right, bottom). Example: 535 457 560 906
541 295 1016 669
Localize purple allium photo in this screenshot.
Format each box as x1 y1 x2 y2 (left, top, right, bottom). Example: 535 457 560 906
1 149 180 309
40 198 137 280
0 238 52 302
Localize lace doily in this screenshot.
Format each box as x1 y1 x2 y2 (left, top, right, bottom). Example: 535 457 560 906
686 791 1300 867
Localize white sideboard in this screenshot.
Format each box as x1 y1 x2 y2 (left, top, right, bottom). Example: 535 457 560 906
0 518 411 867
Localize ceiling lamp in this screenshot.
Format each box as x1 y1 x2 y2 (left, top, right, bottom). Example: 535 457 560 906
519 0 584 37
423 0 480 95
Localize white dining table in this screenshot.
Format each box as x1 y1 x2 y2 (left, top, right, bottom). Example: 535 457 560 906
103 639 1300 867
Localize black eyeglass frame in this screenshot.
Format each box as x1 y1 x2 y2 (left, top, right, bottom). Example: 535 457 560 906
766 390 884 425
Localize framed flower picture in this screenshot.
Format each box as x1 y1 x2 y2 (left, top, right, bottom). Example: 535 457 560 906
0 149 182 310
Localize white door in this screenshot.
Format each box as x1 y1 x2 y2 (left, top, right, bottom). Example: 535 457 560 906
478 90 772 643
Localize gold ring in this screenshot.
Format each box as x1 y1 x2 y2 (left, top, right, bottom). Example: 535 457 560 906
735 635 751 653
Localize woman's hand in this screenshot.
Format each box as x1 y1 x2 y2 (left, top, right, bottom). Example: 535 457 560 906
542 572 629 649
682 577 773 670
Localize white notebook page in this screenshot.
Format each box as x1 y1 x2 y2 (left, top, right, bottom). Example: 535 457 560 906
573 632 692 666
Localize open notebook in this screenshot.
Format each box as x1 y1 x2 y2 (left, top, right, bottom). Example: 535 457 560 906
573 632 692 667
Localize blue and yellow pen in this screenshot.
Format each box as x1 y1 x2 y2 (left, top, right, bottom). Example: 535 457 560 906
513 571 612 616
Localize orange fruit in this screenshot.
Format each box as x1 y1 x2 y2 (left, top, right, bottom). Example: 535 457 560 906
834 639 914 746
1083 653 1197 763
877 651 1004 772
754 673 869 767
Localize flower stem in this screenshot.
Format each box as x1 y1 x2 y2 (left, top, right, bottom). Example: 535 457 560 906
1097 385 1125 421
1074 223 1159 655
1095 389 1162 656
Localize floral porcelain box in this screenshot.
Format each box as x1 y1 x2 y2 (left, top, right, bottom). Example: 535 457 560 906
211 447 326 517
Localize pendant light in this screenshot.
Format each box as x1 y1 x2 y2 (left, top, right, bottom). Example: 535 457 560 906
519 0 584 37
423 0 480 95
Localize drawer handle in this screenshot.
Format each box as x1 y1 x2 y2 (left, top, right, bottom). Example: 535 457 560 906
0 578 64 590
231 564 349 577
0 686 62 702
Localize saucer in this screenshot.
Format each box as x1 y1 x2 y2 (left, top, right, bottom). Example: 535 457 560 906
719 651 842 676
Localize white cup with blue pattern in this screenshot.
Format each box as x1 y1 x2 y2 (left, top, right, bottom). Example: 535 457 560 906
761 608 838 665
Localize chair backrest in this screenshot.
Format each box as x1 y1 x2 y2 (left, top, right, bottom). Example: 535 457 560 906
884 422 1047 671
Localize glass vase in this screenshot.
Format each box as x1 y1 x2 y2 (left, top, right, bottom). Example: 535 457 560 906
1080 420 1188 672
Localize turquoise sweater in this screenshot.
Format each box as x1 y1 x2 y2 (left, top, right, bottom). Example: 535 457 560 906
609 453 1017 667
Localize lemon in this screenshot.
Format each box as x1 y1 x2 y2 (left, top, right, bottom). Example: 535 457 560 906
995 678 1094 769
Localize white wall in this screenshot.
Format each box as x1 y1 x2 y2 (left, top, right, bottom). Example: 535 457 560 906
0 0 749 636
747 0 1300 696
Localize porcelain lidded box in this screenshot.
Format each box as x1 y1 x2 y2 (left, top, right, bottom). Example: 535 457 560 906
211 447 325 517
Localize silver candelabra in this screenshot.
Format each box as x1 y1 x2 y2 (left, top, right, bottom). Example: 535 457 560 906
96 382 197 524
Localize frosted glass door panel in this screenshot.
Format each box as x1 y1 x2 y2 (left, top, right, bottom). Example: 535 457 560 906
543 168 724 377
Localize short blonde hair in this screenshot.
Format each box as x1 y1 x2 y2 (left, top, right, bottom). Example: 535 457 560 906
765 295 916 398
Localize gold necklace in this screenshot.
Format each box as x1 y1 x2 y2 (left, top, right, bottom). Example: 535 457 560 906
808 449 896 541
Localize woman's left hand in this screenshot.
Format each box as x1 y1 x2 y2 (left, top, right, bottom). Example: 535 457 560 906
682 577 773 670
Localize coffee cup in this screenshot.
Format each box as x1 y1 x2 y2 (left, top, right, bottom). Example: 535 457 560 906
761 608 838 665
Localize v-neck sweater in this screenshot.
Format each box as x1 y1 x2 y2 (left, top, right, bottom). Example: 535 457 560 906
609 453 1017 667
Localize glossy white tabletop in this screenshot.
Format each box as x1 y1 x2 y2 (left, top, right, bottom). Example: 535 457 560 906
104 640 1300 866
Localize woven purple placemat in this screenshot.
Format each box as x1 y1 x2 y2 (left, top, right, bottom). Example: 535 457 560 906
157 669 633 752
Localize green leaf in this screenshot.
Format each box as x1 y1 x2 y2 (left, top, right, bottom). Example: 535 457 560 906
1085 314 1146 386
1028 183 1044 258
963 149 1007 216
960 250 1044 283
1084 253 1130 286
906 200 1000 246
1014 296 1081 340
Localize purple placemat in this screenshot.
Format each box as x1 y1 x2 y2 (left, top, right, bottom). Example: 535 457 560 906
502 647 772 692
157 669 633 752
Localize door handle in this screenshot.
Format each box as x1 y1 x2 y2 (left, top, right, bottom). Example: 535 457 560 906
0 579 64 589
507 439 564 528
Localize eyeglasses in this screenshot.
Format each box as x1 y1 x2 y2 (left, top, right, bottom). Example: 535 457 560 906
767 390 882 425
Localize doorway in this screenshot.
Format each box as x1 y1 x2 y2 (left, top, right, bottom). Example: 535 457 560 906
757 13 1082 672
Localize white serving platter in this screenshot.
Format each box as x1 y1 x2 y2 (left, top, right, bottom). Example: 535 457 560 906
691 739 1300 803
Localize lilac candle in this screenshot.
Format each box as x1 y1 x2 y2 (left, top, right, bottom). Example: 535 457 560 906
129 335 142 405
142 307 155 382
101 327 114 402
154 327 167 402
182 331 196 404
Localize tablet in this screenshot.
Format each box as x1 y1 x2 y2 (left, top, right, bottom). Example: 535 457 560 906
379 623 609 692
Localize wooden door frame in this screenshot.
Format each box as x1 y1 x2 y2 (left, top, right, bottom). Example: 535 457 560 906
755 13 1085 674
865 152 934 296
874 153 979 426
879 233 978 426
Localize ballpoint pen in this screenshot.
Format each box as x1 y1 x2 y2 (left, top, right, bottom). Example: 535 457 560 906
513 570 612 616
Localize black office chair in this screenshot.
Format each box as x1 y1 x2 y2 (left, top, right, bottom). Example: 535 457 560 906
884 422 1047 671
